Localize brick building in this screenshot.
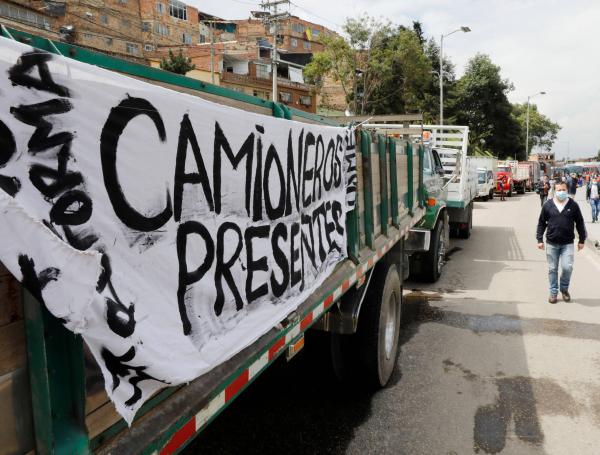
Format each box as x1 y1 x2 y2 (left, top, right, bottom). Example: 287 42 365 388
233 15 334 54
0 0 60 40
0 0 200 61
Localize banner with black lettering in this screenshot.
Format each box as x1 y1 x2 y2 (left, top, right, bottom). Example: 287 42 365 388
0 38 352 423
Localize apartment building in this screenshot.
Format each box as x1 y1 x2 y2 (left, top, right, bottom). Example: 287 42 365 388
0 0 60 40
0 0 200 61
233 15 334 54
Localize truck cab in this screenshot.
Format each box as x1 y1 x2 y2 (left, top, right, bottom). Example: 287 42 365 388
496 166 514 197
477 168 495 200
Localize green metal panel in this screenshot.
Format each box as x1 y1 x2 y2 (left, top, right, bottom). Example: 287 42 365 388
388 138 399 226
23 290 89 455
377 134 388 236
446 200 468 209
406 142 414 215
418 144 425 208
360 131 374 248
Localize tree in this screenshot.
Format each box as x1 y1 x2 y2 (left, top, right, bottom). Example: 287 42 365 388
367 27 432 114
454 54 522 159
512 103 560 153
306 15 398 114
160 49 195 75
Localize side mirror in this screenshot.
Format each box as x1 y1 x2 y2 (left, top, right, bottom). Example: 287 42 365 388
435 165 445 176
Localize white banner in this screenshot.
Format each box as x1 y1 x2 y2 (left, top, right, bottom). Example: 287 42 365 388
0 38 352 423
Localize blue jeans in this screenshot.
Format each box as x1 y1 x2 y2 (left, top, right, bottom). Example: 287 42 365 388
590 198 600 221
546 242 574 296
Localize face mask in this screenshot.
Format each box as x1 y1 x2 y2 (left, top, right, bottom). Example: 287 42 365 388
556 190 568 201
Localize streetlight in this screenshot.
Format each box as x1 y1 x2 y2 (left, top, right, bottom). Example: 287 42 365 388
525 91 546 160
439 26 471 125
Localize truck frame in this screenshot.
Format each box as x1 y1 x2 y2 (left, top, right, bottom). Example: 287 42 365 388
0 25 434 454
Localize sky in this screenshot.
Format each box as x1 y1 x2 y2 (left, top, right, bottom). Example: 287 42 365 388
190 0 600 159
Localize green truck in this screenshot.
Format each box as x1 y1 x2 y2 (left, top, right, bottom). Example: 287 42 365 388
0 25 456 454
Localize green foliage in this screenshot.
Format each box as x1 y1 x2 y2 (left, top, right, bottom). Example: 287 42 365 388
512 103 560 153
454 54 522 159
159 49 195 75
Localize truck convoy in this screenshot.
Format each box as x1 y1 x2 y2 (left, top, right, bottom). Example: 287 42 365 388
0 27 475 454
497 160 542 195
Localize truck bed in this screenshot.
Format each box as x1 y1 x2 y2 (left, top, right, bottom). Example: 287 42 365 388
0 24 427 454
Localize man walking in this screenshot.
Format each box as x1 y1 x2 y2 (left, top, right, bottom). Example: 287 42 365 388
538 175 550 206
566 173 578 198
587 175 600 223
536 181 586 304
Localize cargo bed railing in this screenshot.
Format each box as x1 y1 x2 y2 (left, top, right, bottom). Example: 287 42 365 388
0 25 427 454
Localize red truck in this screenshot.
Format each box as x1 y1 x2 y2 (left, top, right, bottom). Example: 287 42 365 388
495 165 514 197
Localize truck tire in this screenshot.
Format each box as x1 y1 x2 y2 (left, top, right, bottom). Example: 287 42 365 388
419 218 446 283
458 204 472 239
354 262 402 389
489 189 494 200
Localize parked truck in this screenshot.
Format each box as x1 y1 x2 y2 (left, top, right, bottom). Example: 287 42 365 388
428 126 477 239
506 161 532 194
471 156 498 201
0 27 455 454
496 163 515 197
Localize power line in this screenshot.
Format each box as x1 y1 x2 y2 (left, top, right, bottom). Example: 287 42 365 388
288 0 343 31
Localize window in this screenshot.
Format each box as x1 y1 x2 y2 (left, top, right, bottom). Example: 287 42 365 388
126 42 139 55
279 92 292 103
312 29 320 37
256 64 270 79
118 0 127 4
292 23 304 34
168 0 187 20
0 3 51 30
182 32 192 44
199 34 206 43
290 38 297 48
144 43 155 51
156 2 165 13
100 14 108 24
299 95 312 106
154 23 169 36
83 32 93 39
142 22 150 32
303 41 311 50
121 19 130 28
106 37 113 45
423 150 432 174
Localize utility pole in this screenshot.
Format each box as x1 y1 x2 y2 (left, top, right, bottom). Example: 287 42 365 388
255 1 289 102
209 21 215 84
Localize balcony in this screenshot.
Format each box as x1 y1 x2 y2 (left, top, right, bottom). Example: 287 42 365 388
221 72 312 92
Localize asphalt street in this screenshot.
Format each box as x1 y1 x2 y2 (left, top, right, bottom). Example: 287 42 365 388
185 191 600 455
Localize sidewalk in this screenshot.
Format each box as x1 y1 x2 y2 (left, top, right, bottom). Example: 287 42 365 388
575 186 600 253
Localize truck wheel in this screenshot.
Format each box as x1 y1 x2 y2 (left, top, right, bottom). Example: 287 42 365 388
420 218 445 283
355 262 402 389
489 190 494 200
458 204 472 239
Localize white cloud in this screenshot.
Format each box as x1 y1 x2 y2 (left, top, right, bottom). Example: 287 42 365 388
192 0 600 158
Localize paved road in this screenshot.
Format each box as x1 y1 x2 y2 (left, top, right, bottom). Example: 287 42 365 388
186 191 600 455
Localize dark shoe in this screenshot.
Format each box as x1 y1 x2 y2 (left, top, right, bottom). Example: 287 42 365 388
561 291 571 302
548 295 558 304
